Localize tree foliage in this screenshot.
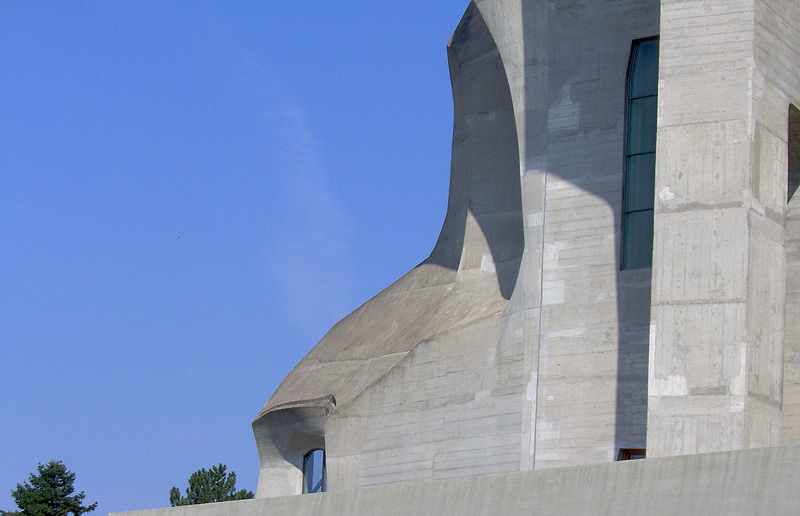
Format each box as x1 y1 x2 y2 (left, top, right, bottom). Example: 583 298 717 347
6 460 97 516
169 464 254 506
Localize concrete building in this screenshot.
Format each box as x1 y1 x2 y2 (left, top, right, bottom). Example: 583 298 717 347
116 0 800 514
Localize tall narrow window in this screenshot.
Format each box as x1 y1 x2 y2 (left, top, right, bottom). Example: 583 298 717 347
622 37 659 269
788 104 799 203
302 449 326 494
784 104 800 442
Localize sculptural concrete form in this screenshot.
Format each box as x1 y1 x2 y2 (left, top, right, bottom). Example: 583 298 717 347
251 0 800 497
115 0 800 513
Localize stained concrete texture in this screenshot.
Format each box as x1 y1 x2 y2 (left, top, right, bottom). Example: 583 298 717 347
648 0 800 457
785 104 800 442
116 0 800 511
249 0 800 499
112 444 800 516
253 0 663 497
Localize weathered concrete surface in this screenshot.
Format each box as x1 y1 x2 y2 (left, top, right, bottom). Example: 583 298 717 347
251 1 526 495
247 0 800 499
773 0 800 444
108 0 800 511
785 104 800 443
253 0 663 496
649 0 800 456
504 0 659 470
113 444 800 516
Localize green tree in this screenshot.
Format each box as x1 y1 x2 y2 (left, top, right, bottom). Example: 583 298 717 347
6 460 97 516
169 464 254 506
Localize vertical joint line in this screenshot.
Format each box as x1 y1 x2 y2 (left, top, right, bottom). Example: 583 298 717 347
532 164 549 470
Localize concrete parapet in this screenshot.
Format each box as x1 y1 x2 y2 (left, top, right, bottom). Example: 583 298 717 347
112 444 800 516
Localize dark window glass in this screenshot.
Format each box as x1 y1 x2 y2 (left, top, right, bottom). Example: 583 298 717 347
627 97 657 154
625 154 656 212
303 449 326 494
623 211 654 269
628 39 659 98
622 37 659 269
789 104 800 202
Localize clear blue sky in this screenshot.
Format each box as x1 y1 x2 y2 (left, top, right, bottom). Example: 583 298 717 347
0 1 469 513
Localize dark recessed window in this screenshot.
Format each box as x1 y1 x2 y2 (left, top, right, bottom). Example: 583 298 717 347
303 448 326 494
617 448 646 460
788 104 799 203
622 37 659 269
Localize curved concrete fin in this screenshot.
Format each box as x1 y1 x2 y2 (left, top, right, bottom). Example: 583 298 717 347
254 2 522 423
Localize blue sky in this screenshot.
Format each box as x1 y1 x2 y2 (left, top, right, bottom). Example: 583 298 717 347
0 1 469 512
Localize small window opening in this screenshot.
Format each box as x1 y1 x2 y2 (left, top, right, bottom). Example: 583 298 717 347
303 448 326 493
788 104 800 203
621 37 659 269
617 448 646 460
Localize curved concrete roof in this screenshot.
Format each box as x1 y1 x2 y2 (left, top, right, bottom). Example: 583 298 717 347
255 261 509 420
254 1 523 423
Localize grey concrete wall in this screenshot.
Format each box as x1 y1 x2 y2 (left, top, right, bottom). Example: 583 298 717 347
649 0 800 456
785 103 800 443
250 0 800 497
327 313 525 489
251 1 525 495
649 0 756 457
513 0 659 468
474 0 658 470
766 0 800 445
753 0 800 448
323 0 663 489
112 444 800 516
325 3 527 490
253 0 665 494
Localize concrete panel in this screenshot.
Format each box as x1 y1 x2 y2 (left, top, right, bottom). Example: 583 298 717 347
651 208 749 305
657 0 754 127
654 121 751 209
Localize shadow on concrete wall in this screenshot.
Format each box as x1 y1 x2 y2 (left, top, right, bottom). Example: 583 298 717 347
425 2 524 301
519 1 654 461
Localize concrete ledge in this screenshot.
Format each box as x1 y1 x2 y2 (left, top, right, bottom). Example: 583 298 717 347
113 444 800 515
